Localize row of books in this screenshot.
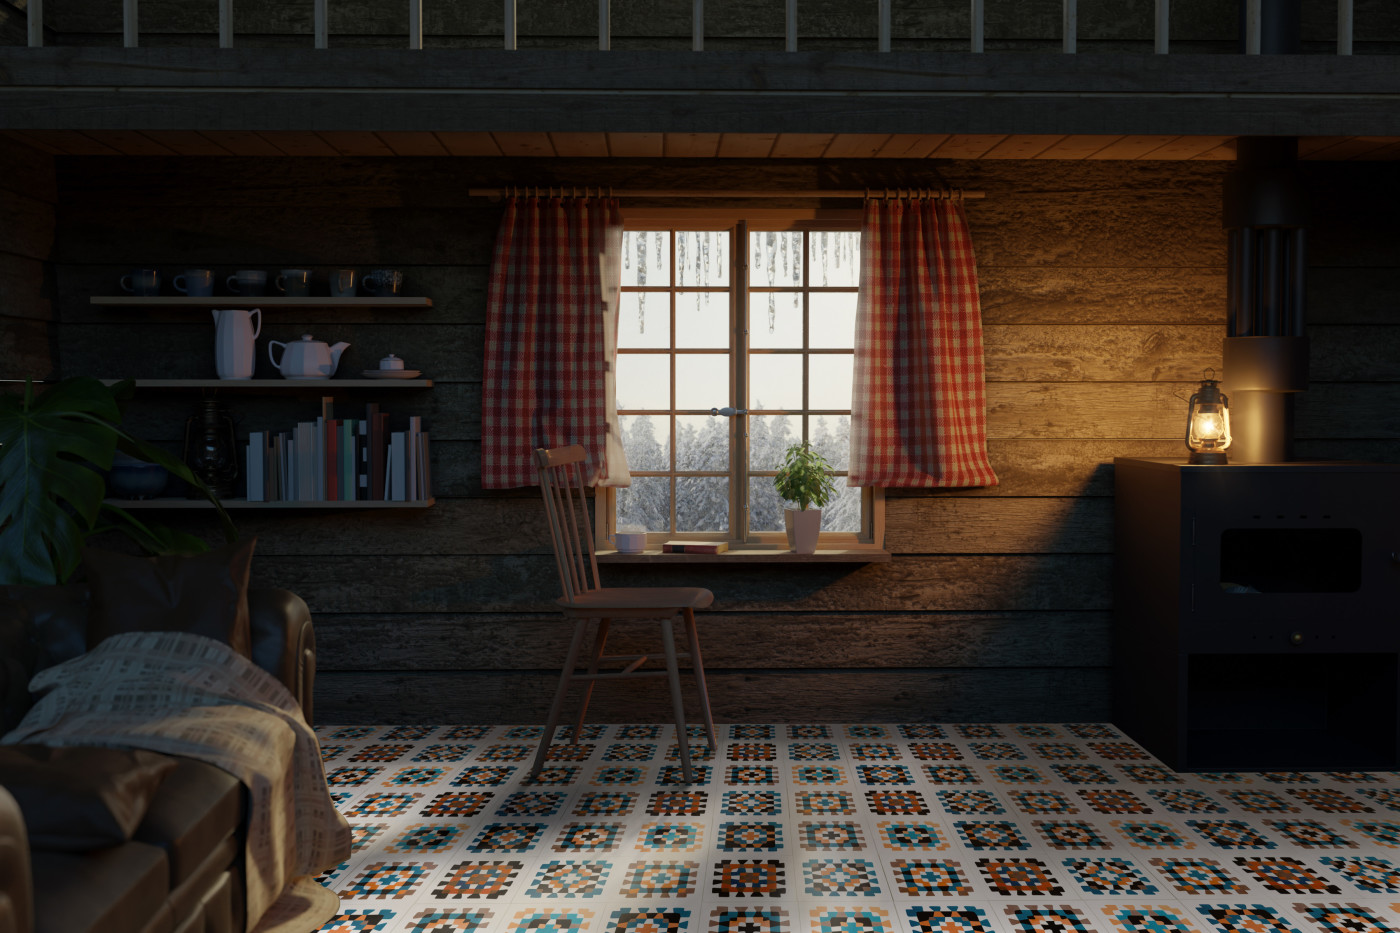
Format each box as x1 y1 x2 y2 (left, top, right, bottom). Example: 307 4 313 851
244 402 431 502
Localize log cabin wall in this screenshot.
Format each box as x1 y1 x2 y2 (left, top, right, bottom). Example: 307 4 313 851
0 136 57 381
44 153 1400 724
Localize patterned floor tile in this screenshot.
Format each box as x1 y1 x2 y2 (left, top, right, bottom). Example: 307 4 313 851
313 722 1400 933
903 906 993 933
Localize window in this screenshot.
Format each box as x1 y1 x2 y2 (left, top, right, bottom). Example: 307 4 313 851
605 211 882 550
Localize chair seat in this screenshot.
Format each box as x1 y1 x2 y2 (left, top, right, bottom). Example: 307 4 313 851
558 587 714 615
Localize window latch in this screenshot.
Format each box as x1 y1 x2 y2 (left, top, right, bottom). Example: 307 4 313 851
709 407 748 417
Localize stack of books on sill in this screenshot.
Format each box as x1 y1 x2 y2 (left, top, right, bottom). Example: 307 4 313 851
244 402 431 502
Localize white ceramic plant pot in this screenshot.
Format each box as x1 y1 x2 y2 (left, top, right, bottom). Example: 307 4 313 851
784 508 822 554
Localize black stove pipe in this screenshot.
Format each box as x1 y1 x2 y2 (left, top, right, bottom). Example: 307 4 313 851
1222 136 1309 463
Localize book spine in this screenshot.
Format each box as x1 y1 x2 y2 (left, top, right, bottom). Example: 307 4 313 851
325 418 339 502
416 431 431 500
662 544 727 554
341 419 355 501
246 431 264 502
389 431 407 501
364 417 375 498
314 416 325 501
407 415 422 501
296 422 316 502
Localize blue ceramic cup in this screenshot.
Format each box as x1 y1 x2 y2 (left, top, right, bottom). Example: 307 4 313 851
173 269 214 297
121 269 161 297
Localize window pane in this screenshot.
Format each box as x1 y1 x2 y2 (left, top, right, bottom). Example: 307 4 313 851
808 354 853 411
675 354 729 411
616 354 670 411
618 293 670 349
748 476 785 532
675 291 728 349
623 231 669 287
820 482 862 532
809 231 860 287
748 414 799 471
620 415 670 471
748 291 802 349
750 231 802 288
676 477 728 533
749 354 803 411
616 476 671 532
810 292 857 349
808 414 851 471
676 414 728 471
676 230 729 287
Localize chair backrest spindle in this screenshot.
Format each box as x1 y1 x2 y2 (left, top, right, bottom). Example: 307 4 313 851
535 445 602 604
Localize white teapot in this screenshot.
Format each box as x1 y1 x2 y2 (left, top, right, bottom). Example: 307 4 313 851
267 333 350 379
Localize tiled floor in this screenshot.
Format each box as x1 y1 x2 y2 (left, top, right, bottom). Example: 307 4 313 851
309 722 1400 933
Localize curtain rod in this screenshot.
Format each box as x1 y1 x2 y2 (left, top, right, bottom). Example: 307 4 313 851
468 187 985 200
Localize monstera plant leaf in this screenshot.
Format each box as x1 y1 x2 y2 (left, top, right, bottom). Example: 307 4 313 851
0 377 235 586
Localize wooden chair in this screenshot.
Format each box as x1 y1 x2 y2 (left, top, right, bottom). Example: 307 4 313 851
531 444 717 783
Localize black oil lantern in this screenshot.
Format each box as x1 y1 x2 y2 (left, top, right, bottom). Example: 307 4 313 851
1186 369 1231 465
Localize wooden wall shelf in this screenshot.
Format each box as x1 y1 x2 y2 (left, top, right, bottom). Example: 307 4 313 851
91 297 432 309
102 379 433 389
106 498 435 510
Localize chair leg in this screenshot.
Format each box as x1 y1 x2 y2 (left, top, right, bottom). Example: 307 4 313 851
572 618 610 744
659 615 694 784
682 608 718 753
531 618 589 779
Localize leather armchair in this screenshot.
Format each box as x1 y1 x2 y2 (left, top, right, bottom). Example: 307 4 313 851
0 586 318 933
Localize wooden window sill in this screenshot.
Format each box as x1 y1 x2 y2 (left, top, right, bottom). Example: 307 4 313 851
596 548 890 563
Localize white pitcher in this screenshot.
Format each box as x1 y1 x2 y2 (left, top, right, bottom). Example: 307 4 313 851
212 308 262 380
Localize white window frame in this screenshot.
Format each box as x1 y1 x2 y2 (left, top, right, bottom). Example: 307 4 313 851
600 207 885 553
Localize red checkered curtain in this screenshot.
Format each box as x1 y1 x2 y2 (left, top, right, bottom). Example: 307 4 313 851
848 197 998 488
482 195 630 489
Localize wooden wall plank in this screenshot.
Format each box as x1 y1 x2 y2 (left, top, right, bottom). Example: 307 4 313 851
139 131 236 156
0 189 57 261
0 316 56 381
769 134 834 159
663 133 722 158
549 132 610 157
257 132 339 156
606 133 664 157
198 131 285 156
884 497 1112 553
436 132 505 156
822 135 891 159
981 135 1064 159
318 132 397 157
978 268 1224 325
716 134 777 159
981 324 1224 382
252 554 1112 614
1034 135 1115 159
930 136 1007 159
873 134 949 159
379 132 450 156
1086 135 1180 159
0 254 53 323
314 668 1113 724
313 610 1112 670
0 135 58 203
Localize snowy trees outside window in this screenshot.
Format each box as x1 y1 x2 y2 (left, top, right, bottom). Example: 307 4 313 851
613 223 866 543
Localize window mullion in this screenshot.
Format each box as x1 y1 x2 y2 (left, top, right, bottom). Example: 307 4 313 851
734 220 750 545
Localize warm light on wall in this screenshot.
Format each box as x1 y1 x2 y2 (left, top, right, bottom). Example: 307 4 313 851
1186 370 1231 465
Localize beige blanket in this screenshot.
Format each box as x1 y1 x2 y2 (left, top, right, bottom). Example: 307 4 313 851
1 630 351 932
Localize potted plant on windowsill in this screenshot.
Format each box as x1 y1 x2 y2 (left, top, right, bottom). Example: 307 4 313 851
0 377 236 586
773 441 838 555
